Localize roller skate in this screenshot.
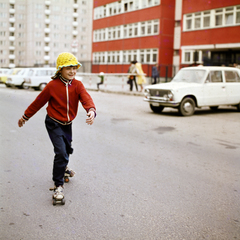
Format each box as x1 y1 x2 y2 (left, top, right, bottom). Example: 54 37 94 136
64 167 76 183
50 186 65 205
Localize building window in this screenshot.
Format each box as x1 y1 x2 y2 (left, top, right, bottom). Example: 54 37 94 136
184 52 191 63
93 48 158 64
93 19 159 42
183 5 240 31
225 7 234 25
215 9 223 26
94 0 160 20
182 50 202 64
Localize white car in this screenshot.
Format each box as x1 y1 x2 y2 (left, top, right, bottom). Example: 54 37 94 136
23 67 56 90
6 68 32 88
144 66 240 116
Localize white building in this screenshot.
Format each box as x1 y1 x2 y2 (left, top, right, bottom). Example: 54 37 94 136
0 0 93 69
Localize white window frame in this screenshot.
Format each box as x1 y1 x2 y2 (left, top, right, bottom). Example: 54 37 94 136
93 19 159 42
93 48 158 64
181 50 203 64
183 5 240 31
93 0 161 20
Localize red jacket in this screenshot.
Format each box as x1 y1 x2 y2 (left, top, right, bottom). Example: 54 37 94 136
23 78 96 123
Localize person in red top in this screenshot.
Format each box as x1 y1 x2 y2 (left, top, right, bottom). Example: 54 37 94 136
18 52 96 204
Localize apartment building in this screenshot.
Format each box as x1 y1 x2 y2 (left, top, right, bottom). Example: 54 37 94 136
0 0 93 70
92 0 240 76
181 0 240 67
92 0 176 75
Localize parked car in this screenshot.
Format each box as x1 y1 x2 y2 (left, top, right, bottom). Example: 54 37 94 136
23 67 55 90
0 69 11 83
144 66 240 116
0 68 10 75
0 68 22 84
6 68 32 88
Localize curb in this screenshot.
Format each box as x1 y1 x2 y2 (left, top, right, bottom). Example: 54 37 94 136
86 88 144 96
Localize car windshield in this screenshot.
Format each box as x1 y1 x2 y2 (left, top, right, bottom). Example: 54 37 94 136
172 69 207 83
17 69 25 75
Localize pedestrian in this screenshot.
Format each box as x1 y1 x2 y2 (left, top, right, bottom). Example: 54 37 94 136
18 52 96 205
127 60 138 91
151 63 159 84
135 62 146 92
97 72 104 90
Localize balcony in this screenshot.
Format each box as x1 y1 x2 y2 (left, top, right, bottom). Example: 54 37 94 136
72 48 78 53
9 27 15 32
9 18 15 23
44 46 51 52
73 12 78 18
9 0 15 3
72 21 78 27
9 63 15 68
9 55 15 59
45 9 51 15
44 28 50 33
44 56 50 61
73 4 78 9
9 9 15 14
9 36 15 41
45 0 51 5
72 30 78 36
44 37 50 42
9 46 15 50
45 19 50 24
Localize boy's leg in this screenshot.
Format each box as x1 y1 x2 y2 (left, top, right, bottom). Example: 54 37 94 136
45 115 73 187
51 136 69 186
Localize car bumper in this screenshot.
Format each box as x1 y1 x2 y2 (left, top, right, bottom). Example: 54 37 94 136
144 97 180 107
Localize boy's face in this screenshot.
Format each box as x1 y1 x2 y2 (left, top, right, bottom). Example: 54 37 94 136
60 66 78 80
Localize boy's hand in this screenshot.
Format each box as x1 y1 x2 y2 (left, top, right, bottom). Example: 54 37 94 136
18 118 25 127
86 111 95 125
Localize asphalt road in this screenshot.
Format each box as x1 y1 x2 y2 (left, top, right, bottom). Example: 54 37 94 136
0 84 240 240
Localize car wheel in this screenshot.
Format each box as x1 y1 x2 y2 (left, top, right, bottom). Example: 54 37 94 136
179 97 195 116
39 83 47 91
22 82 29 90
150 104 164 113
210 106 219 111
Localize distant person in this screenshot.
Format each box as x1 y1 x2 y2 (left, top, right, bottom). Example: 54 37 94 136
233 63 240 69
18 52 96 205
135 62 146 92
97 72 104 90
151 63 159 84
127 61 138 91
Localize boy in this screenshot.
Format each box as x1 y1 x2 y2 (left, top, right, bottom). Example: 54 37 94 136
18 52 96 204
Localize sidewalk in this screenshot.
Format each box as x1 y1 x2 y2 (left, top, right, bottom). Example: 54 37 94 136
80 75 148 96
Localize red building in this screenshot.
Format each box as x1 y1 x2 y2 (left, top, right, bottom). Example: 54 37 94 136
91 0 240 76
181 0 240 67
92 0 175 76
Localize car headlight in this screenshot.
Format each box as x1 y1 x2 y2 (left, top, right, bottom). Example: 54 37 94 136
163 91 174 101
144 88 150 98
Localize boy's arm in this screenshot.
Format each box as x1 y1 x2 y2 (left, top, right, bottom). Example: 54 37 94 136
18 86 51 127
77 82 96 125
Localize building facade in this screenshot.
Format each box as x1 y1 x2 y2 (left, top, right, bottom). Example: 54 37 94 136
92 0 176 76
180 0 240 67
92 0 240 76
0 0 93 70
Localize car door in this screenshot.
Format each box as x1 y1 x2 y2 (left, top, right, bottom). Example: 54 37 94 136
224 70 240 104
203 70 226 106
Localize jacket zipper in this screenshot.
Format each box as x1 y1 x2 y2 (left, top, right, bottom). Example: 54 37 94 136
66 82 70 122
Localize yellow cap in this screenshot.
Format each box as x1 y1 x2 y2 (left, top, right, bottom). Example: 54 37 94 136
55 52 82 75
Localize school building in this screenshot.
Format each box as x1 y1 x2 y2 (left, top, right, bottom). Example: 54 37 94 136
92 0 240 77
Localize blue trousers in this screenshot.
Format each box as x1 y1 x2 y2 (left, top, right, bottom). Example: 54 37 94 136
45 115 73 187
